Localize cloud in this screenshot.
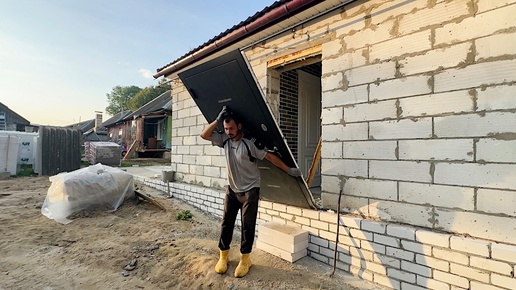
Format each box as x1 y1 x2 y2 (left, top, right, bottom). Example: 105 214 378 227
139 68 153 79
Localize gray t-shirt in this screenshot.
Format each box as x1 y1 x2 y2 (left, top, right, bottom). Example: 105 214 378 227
211 132 267 192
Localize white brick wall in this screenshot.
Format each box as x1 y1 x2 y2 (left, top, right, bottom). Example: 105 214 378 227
343 100 397 122
343 140 397 160
322 85 368 107
398 139 474 161
399 90 474 118
399 182 475 210
369 118 432 140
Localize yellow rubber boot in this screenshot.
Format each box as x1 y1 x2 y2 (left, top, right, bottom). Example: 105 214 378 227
215 249 230 274
234 253 252 278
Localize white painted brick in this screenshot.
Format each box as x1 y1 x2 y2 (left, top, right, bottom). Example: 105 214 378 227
339 216 362 229
360 241 386 255
341 20 394 50
476 31 516 60
344 62 396 86
387 268 416 283
415 230 450 248
203 166 220 178
416 255 449 272
436 209 515 244
370 75 432 101
322 38 343 58
470 281 507 290
470 256 513 276
491 273 516 290
321 107 343 124
450 263 490 283
432 247 468 265
491 242 516 264
477 188 516 216
343 140 397 160
477 139 516 164
401 260 431 277
399 139 474 161
369 118 433 140
322 85 369 107
434 59 516 93
344 100 397 122
369 0 428 26
370 160 431 183
399 182 475 210
398 1 471 35
322 72 344 91
374 233 399 247
349 228 373 241
387 246 415 261
435 112 516 138
322 123 368 141
399 42 472 76
374 253 401 268
374 274 401 290
400 240 432 255
434 270 468 288
322 49 367 74
361 220 386 234
370 201 433 228
322 193 369 216
400 283 426 290
417 276 450 290
321 175 343 194
343 177 397 200
370 31 431 62
310 220 328 231
400 90 474 118
435 6 516 46
362 260 387 275
301 208 319 220
434 162 516 190
477 0 516 13
477 85 516 111
321 141 343 159
322 159 368 177
387 224 416 241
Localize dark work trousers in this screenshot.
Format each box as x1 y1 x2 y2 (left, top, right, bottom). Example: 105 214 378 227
218 186 260 254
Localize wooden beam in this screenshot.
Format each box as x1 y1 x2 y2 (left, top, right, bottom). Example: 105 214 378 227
305 136 322 187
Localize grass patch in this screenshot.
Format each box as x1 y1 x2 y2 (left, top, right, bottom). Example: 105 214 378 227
176 210 193 221
16 164 35 177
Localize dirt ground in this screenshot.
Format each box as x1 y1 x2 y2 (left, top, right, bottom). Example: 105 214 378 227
0 175 382 290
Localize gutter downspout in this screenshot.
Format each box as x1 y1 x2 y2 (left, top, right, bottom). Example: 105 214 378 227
153 0 322 79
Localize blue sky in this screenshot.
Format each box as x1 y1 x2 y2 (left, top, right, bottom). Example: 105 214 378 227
0 0 275 126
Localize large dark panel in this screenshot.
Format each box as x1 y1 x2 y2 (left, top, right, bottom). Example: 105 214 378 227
178 50 316 209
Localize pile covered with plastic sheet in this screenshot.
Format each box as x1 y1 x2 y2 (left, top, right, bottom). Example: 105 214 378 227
41 163 134 224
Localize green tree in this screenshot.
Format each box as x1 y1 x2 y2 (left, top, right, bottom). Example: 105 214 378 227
127 84 169 111
105 85 142 115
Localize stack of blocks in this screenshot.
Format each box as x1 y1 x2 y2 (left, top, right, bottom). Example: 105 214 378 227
256 222 309 262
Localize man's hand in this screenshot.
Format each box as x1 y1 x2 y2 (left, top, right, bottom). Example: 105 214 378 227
216 106 228 122
287 167 302 177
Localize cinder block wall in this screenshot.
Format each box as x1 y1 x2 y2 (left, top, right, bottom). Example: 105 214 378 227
165 0 516 289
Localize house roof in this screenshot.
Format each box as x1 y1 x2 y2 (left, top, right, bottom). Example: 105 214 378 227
155 0 348 78
102 110 133 128
0 102 31 124
66 118 95 132
129 90 172 119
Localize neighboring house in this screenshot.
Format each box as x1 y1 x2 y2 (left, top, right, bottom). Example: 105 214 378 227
67 112 109 142
121 90 172 158
103 109 134 153
0 102 32 132
154 1 516 289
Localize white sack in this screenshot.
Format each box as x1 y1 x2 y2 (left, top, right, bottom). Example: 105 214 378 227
41 163 135 224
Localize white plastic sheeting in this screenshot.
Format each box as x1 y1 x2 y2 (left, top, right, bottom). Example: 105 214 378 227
41 163 135 224
0 135 20 175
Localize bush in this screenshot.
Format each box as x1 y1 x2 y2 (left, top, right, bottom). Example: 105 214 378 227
176 210 192 221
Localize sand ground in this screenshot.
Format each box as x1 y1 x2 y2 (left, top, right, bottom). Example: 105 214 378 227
0 174 383 290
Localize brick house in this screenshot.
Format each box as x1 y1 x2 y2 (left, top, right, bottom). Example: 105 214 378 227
152 1 516 289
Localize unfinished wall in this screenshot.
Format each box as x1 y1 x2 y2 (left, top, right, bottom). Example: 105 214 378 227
166 0 516 289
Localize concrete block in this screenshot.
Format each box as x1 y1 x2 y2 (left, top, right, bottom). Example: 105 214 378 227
322 193 369 215
322 38 343 58
470 256 513 276
419 257 449 272
415 230 450 248
477 85 516 111
344 100 397 122
430 272 470 289
399 90 474 118
476 0 516 13
416 276 450 290
435 111 516 138
400 240 432 256
387 268 416 284
435 7 516 46
344 62 396 87
255 240 307 262
257 231 309 253
398 139 474 161
370 75 432 102
402 42 472 76
436 209 515 244
477 188 516 216
434 59 516 93
386 246 415 261
432 247 468 265
322 123 368 141
491 242 516 264
343 140 397 160
321 107 343 124
343 177 397 200
434 162 516 190
322 85 368 107
369 118 433 140
477 139 516 164
321 141 343 159
450 263 489 283
361 220 387 234
401 260 431 278
373 274 400 290
386 224 416 241
322 72 344 92
399 182 475 210
369 200 433 228
476 31 516 60
370 31 431 62
342 22 394 51
370 160 431 183
373 233 399 247
322 158 368 178
322 49 366 74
